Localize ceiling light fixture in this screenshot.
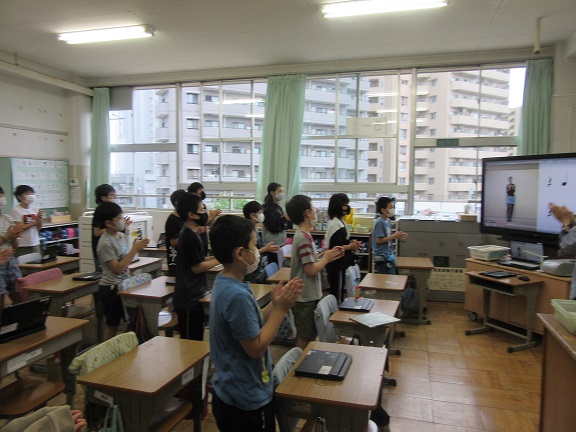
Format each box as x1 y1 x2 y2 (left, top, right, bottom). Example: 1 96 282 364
322 0 448 18
58 25 155 44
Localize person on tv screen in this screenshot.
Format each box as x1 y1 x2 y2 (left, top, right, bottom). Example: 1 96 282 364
506 176 516 222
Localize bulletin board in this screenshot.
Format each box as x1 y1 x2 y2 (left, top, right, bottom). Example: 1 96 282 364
10 158 69 209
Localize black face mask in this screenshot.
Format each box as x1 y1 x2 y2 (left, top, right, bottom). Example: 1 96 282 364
343 205 351 216
200 191 206 201
196 213 208 226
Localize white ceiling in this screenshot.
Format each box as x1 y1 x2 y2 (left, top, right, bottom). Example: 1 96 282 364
0 0 575 82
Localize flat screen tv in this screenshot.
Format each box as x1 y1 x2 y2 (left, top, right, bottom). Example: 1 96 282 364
481 152 576 245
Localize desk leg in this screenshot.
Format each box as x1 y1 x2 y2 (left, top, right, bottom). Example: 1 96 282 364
139 302 162 337
506 289 538 353
399 269 431 325
465 288 493 336
60 342 79 406
190 374 203 432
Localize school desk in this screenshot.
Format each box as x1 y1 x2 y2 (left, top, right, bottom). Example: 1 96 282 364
266 266 291 284
358 273 408 302
128 256 163 278
19 256 80 276
199 283 272 318
396 257 434 324
140 245 167 259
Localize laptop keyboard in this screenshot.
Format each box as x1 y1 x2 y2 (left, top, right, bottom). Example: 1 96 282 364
500 260 540 270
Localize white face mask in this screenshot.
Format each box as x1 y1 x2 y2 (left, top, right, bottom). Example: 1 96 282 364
24 194 35 204
0 197 5 207
113 218 126 232
242 248 261 274
108 198 117 203
275 193 283 202
256 213 265 223
387 209 395 218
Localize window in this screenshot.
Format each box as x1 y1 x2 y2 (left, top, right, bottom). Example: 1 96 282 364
400 129 407 139
430 129 436 136
430 112 436 120
205 120 219 128
401 97 409 106
187 118 199 129
205 95 219 102
401 113 408 122
430 96 437 103
187 143 199 154
186 93 199 104
428 178 435 185
187 168 199 179
428 161 435 169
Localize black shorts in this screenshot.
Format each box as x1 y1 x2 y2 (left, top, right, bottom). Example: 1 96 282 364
98 285 124 326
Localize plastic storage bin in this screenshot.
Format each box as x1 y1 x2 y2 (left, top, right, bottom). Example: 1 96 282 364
551 299 576 334
468 245 510 261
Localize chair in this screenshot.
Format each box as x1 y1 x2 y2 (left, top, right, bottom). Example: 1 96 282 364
12 268 63 304
313 295 339 343
279 244 292 267
264 262 279 279
344 264 361 298
273 347 303 432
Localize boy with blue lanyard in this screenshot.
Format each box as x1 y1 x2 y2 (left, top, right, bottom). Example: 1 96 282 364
372 196 408 274
209 215 303 431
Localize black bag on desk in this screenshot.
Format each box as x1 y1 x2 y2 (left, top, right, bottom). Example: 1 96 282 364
401 274 419 314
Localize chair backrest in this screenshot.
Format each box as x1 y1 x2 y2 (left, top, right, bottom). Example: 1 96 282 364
69 331 139 376
314 294 339 343
120 273 152 291
264 262 279 278
13 268 63 303
276 247 284 268
344 264 361 298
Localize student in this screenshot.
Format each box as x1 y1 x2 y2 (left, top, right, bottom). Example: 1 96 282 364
262 182 289 265
92 184 132 272
242 200 280 283
372 196 407 274
174 193 220 340
165 189 187 277
285 195 344 349
208 215 303 432
0 406 87 432
325 193 361 302
549 203 576 298
11 185 44 258
94 202 149 341
0 187 23 309
187 182 222 254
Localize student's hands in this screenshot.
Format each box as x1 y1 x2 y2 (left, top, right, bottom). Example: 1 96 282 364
262 242 280 253
549 203 575 225
132 238 149 252
348 239 362 252
394 231 408 240
273 277 303 312
196 226 207 234
324 246 345 262
5 224 23 240
71 410 87 432
36 210 44 222
208 209 222 224
0 249 13 265
124 216 133 227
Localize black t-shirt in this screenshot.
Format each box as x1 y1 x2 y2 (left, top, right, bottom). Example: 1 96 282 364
165 213 184 277
91 215 103 259
262 203 287 234
326 225 355 272
174 225 207 311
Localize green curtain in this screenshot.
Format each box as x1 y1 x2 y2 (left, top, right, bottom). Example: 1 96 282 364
256 74 306 201
518 59 553 155
90 88 111 207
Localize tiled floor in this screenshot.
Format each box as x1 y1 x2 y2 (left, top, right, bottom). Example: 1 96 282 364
41 300 542 431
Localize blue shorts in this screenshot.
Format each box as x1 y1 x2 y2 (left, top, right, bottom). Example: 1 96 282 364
0 257 22 295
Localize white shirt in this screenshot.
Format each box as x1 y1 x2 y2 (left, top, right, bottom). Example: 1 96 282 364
11 204 40 247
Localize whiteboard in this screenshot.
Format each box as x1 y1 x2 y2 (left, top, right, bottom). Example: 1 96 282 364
11 158 69 209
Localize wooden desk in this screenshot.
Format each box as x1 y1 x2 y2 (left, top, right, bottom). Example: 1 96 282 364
0 316 88 408
206 263 223 290
396 257 434 325
266 267 291 284
358 273 408 301
275 341 387 432
118 276 174 337
23 272 99 318
465 271 542 352
199 283 272 317
19 256 80 276
128 257 163 278
329 299 400 351
78 337 210 432
140 246 166 259
538 314 576 432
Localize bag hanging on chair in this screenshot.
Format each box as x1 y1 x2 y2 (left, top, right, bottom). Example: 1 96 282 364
99 405 124 432
129 306 153 344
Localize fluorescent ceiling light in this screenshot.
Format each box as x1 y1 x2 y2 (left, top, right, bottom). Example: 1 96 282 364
222 98 264 105
322 0 448 18
58 25 154 44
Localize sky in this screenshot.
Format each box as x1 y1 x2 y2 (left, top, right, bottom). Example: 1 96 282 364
509 67 526 108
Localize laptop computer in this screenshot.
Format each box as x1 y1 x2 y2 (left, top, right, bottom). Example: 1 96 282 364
147 232 166 248
27 245 60 264
499 240 543 271
72 272 102 281
0 296 52 343
294 349 352 381
339 297 374 312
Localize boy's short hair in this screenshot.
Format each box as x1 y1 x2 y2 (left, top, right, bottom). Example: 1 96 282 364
328 193 349 219
93 202 122 227
376 196 395 214
286 195 312 225
0 186 4 194
170 189 188 207
95 184 115 204
210 215 254 264
187 182 204 194
177 193 203 221
243 200 262 219
14 185 34 198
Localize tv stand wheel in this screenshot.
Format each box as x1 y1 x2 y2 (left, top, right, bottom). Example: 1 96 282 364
468 312 478 322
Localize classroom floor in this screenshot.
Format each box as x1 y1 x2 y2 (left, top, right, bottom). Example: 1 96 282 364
41 300 542 432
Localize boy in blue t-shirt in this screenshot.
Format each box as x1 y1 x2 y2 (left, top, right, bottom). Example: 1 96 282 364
209 215 302 431
372 196 408 274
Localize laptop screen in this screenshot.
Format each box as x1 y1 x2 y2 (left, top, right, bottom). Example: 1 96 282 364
509 241 544 263
0 296 51 342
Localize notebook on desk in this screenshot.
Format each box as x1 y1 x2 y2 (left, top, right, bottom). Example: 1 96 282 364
339 297 374 312
0 296 51 343
72 272 102 281
26 245 59 264
294 350 352 381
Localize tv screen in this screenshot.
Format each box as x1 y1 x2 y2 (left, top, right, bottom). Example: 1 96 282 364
481 152 576 245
